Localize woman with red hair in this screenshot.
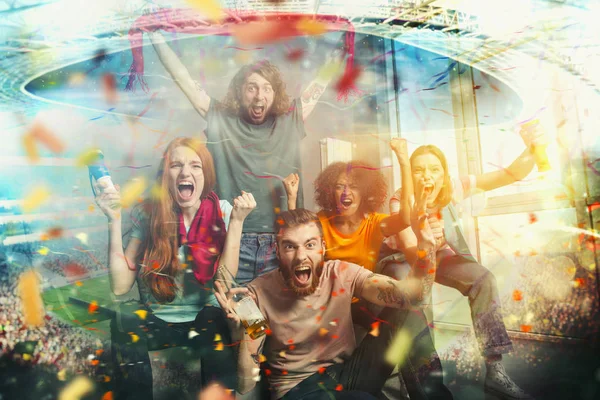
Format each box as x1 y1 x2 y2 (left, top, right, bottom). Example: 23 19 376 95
95 137 256 399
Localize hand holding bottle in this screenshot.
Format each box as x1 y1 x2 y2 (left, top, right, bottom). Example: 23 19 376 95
519 119 551 172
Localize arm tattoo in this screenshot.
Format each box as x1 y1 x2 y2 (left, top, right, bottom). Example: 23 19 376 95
376 280 407 308
301 83 325 104
414 249 437 301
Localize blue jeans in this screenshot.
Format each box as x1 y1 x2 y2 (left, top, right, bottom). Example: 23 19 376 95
236 232 279 285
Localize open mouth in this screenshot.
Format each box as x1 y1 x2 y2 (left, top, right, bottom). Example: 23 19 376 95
177 181 194 200
293 265 312 287
423 183 434 195
250 104 265 120
340 196 353 209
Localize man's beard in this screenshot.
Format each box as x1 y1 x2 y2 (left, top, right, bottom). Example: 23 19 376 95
281 262 323 297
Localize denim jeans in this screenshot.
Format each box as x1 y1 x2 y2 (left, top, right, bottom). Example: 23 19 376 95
282 306 452 400
110 303 236 400
236 232 279 285
378 248 513 357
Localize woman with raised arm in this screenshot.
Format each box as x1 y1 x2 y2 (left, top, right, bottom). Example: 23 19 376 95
95 137 256 400
382 127 544 400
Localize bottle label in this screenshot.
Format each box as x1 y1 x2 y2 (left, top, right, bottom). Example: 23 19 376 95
234 296 264 325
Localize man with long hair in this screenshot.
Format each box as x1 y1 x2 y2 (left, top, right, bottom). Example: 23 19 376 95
150 32 336 284
215 198 438 399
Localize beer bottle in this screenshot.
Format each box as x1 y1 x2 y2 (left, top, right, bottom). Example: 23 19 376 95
216 265 269 340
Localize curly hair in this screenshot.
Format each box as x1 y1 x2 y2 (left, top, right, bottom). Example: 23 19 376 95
219 60 291 116
314 160 388 214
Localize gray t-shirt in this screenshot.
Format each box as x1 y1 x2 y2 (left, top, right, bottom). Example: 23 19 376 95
130 200 232 323
205 99 306 233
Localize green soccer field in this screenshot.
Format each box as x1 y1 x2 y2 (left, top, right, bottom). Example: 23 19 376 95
42 274 117 339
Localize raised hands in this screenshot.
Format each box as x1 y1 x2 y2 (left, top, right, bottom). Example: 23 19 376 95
390 137 409 166
231 191 256 223
410 180 436 253
283 173 300 210
94 182 121 222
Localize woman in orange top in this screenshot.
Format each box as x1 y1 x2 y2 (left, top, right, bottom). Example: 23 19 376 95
283 148 453 400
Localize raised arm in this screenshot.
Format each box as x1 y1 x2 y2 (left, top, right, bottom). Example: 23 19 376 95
361 182 437 306
216 192 256 279
148 31 211 118
378 138 414 237
300 49 344 121
94 183 138 296
282 173 300 211
214 282 266 394
475 122 545 192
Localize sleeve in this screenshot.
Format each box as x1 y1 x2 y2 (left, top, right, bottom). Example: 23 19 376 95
389 188 402 215
219 200 233 231
290 99 307 140
205 97 220 141
129 206 148 241
335 261 373 298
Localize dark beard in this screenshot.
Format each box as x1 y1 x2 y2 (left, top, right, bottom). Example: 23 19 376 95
282 263 323 297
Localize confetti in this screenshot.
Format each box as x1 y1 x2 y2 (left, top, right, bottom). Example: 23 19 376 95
369 321 380 337
38 246 49 256
75 232 88 245
385 329 412 366
520 325 533 333
18 270 45 327
88 301 98 314
59 376 94 400
214 333 222 342
22 186 51 213
189 330 200 339
102 73 118 104
76 148 102 167
23 133 39 162
186 0 223 21
130 334 140 343
134 309 148 320
512 290 523 301
215 342 224 351
296 18 327 36
319 328 329 337
101 392 113 400
120 177 147 208
57 369 67 381
28 121 65 154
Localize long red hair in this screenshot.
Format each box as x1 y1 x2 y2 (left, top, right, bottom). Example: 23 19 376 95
138 137 216 303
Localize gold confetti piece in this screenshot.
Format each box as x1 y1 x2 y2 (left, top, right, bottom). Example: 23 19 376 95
22 186 51 213
384 329 412 366
150 183 166 201
130 334 139 343
57 369 67 381
120 178 147 208
259 354 267 363
75 233 88 245
134 310 148 320
319 328 329 337
279 350 286 358
59 376 94 400
214 333 222 342
68 73 86 87
369 321 380 337
23 133 39 162
186 0 223 20
215 342 224 351
18 270 45 327
296 18 327 36
317 60 343 82
76 148 102 167
23 353 32 361
38 247 49 256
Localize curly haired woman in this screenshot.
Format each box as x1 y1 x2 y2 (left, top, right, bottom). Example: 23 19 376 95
95 137 256 399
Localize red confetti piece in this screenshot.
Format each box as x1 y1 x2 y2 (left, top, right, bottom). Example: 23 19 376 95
63 262 88 278
512 290 523 301
574 278 586 288
528 213 538 224
520 325 532 333
334 66 362 100
318 367 326 374
88 300 99 314
28 121 65 154
102 73 118 104
265 329 273 336
101 391 113 400
286 48 305 61
335 384 343 391
264 369 271 376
